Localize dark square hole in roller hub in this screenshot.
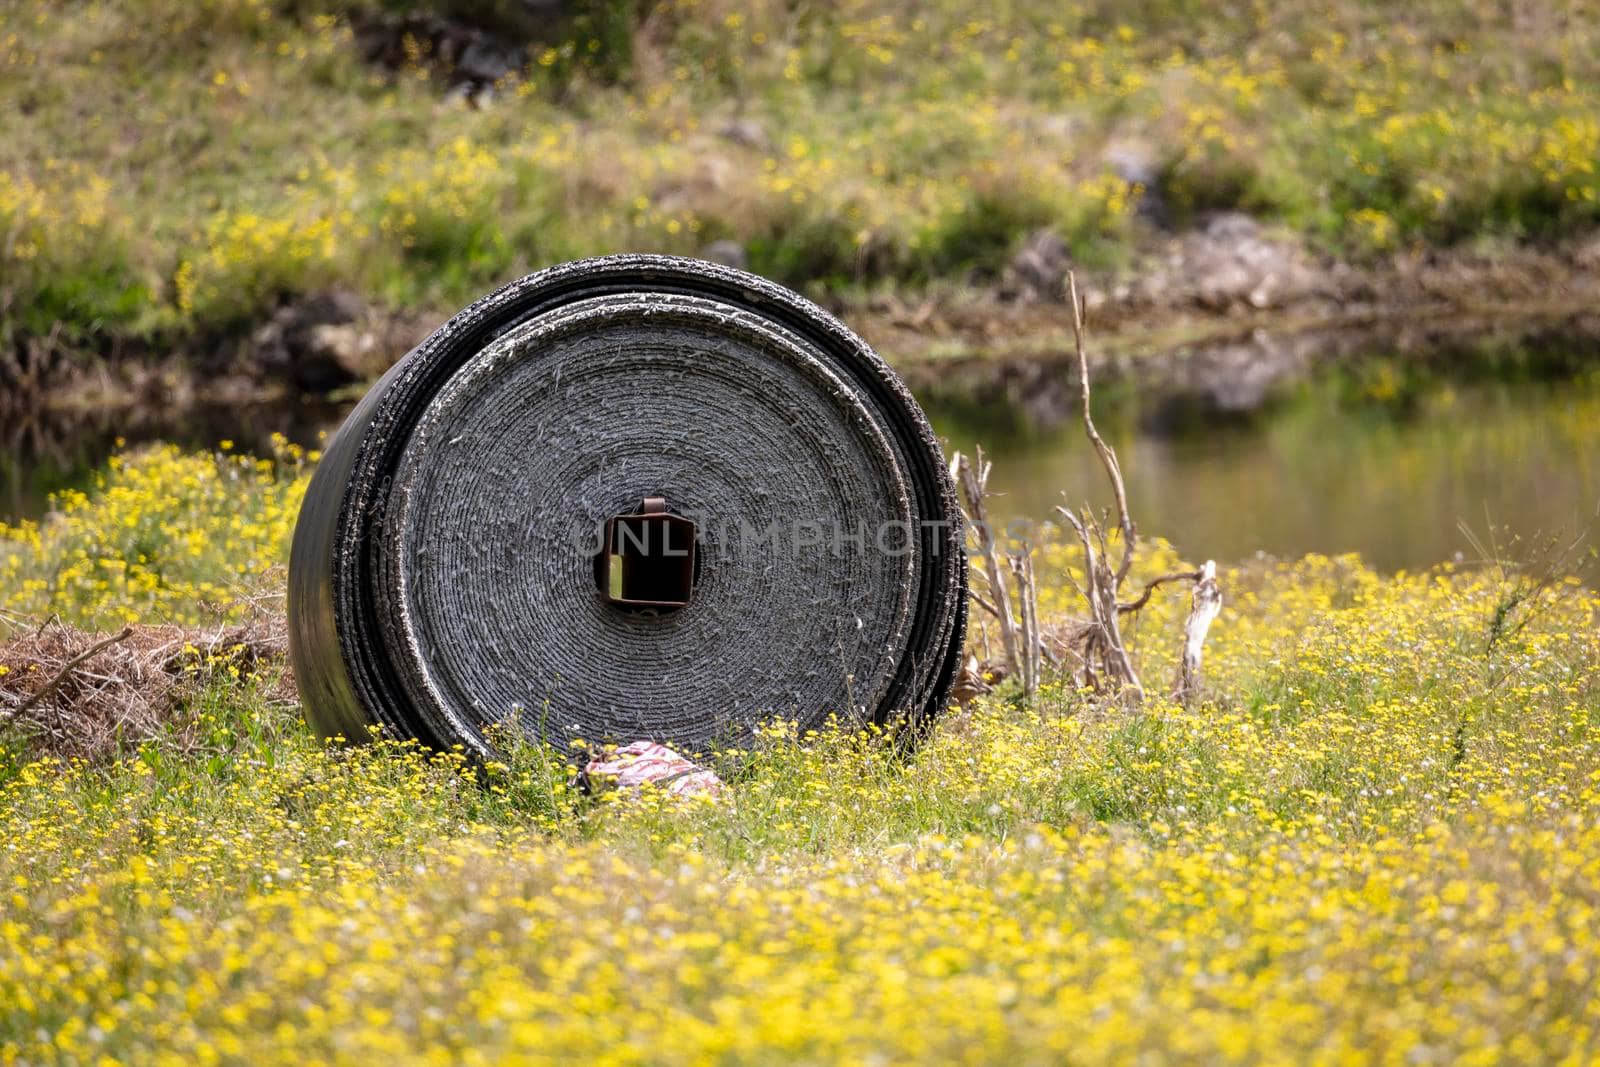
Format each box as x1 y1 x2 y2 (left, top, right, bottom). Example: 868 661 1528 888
596 500 698 613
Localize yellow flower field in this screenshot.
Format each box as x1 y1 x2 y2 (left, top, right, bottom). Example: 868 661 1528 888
1 447 1597 1063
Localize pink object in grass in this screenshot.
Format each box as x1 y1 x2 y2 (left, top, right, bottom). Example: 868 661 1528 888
584 741 723 798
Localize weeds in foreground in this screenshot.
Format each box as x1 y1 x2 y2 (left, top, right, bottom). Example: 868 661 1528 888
0 439 313 628
2 444 1598 1061
3 519 1599 1060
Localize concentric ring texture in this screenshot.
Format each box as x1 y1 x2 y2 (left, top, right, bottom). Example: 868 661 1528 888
288 255 966 757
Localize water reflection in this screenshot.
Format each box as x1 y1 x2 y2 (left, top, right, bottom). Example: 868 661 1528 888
4 368 1597 576
927 376 1600 575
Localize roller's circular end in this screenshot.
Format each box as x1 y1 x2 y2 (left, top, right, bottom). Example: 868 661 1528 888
288 255 966 757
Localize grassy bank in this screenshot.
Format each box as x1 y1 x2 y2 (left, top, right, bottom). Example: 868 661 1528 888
5 0 1600 349
2 447 1599 1061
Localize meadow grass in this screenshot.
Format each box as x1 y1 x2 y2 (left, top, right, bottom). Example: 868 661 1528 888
1 446 1598 1062
5 0 1600 344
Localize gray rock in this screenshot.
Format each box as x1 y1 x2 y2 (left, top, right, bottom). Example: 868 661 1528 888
457 38 524 84
1001 230 1071 302
250 290 370 393
1130 214 1319 312
306 324 380 382
354 10 529 93
1572 231 1600 269
1203 212 1262 241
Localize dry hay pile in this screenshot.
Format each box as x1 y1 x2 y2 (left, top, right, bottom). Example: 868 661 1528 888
0 616 294 761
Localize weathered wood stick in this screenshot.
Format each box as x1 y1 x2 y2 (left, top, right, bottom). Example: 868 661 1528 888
1175 561 1222 705
1119 570 1203 614
957 449 1021 681
1067 271 1137 584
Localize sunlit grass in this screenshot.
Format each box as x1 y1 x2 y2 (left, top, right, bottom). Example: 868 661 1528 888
0 440 312 628
1 446 1597 1061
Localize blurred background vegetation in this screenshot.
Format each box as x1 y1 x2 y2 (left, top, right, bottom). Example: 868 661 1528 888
3 0 1598 576
4 0 1599 341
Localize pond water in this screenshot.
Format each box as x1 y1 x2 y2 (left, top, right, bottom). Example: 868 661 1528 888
926 374 1600 576
4 359 1598 577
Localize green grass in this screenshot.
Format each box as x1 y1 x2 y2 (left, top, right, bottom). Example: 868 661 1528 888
2 554 1598 1061
2 446 1599 1060
4 0 1600 347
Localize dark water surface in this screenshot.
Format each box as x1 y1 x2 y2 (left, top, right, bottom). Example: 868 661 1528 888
5 364 1598 576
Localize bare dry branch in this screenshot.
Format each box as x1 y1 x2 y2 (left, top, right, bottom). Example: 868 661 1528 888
0 618 293 761
1021 546 1042 689
947 271 1222 710
968 589 1003 620
955 448 1022 680
1008 550 1041 696
1175 561 1222 705
1055 503 1144 699
1119 570 1204 614
3 626 132 725
1067 271 1136 584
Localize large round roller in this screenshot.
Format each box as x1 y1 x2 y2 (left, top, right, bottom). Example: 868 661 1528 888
288 255 966 757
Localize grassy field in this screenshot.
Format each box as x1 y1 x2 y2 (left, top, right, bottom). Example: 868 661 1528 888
4 0 1600 347
2 447 1598 1062
5 5 1600 1055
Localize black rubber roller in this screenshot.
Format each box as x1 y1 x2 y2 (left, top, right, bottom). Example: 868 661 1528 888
288 255 967 757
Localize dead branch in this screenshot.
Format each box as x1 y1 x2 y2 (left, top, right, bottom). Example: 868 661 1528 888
0 617 294 761
955 448 1022 680
1119 570 1204 614
949 654 994 706
1008 547 1042 696
1049 271 1224 704
951 450 1054 701
1021 547 1043 682
1055 503 1144 699
3 626 132 725
1051 270 1147 698
968 589 1003 620
949 271 1224 708
1068 272 1136 584
1175 561 1222 705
